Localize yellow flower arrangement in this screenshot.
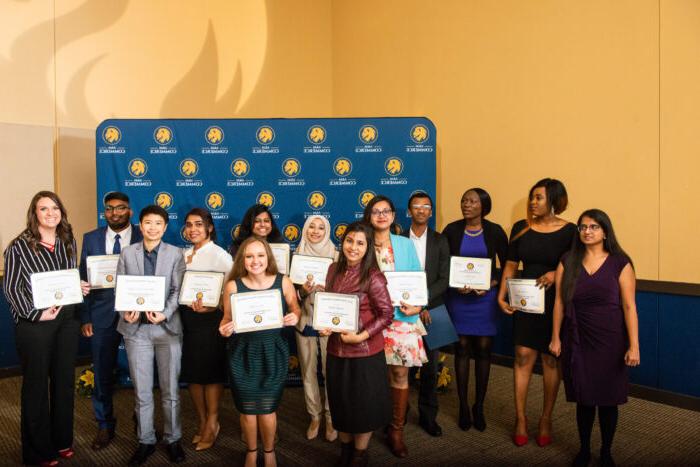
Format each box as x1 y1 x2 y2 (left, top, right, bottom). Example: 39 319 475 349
76 367 95 397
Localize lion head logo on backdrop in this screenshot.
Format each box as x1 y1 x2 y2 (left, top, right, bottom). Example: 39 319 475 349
410 124 429 143
207 192 224 211
257 192 275 208
155 192 173 210
154 126 173 145
256 126 275 144
307 125 326 144
359 125 378 144
102 126 121 145
180 159 198 177
128 159 147 178
284 224 300 242
205 126 224 145
359 191 375 208
384 157 404 176
334 223 347 242
333 158 352 176
282 158 300 177
231 158 250 177
307 191 326 210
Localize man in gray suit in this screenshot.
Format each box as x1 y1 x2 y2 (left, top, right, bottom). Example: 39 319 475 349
117 205 186 465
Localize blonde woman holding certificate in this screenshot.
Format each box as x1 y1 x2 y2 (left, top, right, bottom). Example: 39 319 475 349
180 208 233 452
293 215 339 441
219 238 300 467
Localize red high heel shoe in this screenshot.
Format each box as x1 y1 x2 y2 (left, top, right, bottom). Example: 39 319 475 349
39 460 58 467
513 417 528 447
536 417 552 447
58 447 75 459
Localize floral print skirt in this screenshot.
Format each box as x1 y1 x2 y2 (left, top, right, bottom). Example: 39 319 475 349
383 320 428 367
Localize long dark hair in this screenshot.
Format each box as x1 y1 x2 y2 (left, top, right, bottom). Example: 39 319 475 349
326 221 378 292
234 204 282 246
362 194 401 234
185 207 217 242
560 209 632 303
16 191 74 258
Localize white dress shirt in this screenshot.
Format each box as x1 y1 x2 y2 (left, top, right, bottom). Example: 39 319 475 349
106 224 132 254
183 241 234 273
409 226 428 271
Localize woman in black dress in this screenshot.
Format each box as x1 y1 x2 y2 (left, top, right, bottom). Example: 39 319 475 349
180 208 233 451
549 209 639 467
3 191 90 466
228 204 284 257
497 178 577 447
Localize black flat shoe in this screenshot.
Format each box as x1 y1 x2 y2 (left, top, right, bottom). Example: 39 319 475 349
472 404 486 431
128 443 155 466
458 406 472 431
166 441 185 463
572 450 591 467
419 419 443 437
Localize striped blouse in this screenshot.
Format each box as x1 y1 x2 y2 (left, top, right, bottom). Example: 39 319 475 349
3 234 77 324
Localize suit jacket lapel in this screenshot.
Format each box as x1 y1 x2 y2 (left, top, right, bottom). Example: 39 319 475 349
99 226 108 255
154 244 165 277
134 242 145 275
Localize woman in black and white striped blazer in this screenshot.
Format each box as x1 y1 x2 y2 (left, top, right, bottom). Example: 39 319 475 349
3 191 89 466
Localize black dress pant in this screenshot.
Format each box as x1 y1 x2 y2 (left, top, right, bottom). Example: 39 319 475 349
15 306 80 464
418 344 440 424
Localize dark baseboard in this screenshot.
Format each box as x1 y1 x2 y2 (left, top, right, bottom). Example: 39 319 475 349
491 354 700 412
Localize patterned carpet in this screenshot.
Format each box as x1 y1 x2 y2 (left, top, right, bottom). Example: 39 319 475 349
0 362 698 466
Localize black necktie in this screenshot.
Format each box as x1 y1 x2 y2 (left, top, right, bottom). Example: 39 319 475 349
113 233 121 254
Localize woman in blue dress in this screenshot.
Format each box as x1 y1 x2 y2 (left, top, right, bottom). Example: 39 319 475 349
442 188 507 431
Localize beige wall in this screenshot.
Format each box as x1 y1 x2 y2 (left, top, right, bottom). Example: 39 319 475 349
2 0 699 283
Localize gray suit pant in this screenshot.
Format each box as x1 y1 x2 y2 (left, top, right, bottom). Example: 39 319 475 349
124 324 182 444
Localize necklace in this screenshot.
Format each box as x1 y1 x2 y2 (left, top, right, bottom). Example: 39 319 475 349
464 228 483 237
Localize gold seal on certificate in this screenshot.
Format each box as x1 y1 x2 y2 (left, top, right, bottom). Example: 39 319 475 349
269 243 291 275
178 271 225 307
114 275 166 312
507 279 545 314
30 269 83 309
230 289 284 333
449 256 492 290
289 254 334 286
384 272 428 307
86 254 120 289
312 292 359 333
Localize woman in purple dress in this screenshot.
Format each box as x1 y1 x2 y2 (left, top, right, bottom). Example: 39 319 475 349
549 209 640 467
442 188 507 432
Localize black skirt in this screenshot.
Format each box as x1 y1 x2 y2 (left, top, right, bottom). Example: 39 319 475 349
180 306 227 384
326 352 391 434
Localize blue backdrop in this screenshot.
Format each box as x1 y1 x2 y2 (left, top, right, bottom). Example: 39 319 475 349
95 117 437 248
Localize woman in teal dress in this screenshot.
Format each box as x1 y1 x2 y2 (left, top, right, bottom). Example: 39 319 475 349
219 237 301 467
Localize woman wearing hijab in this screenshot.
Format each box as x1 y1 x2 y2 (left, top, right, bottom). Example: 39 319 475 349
293 215 339 441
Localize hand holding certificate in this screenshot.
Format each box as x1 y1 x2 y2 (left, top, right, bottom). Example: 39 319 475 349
230 289 284 333
86 255 120 289
312 292 359 333
31 269 83 309
449 257 492 290
289 255 333 286
269 243 290 275
507 279 545 314
384 272 428 307
178 271 225 307
114 275 166 312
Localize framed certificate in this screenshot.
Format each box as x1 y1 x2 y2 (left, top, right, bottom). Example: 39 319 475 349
507 278 545 314
449 256 492 290
230 289 284 333
178 271 225 307
86 254 120 289
312 292 359 333
30 269 83 309
289 255 333 286
269 243 290 275
384 271 428 307
114 275 166 312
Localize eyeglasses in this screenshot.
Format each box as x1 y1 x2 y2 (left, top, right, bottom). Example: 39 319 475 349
104 205 129 213
410 204 431 210
371 209 393 217
577 224 602 232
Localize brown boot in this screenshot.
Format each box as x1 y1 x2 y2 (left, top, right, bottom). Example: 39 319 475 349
387 387 409 458
349 448 368 467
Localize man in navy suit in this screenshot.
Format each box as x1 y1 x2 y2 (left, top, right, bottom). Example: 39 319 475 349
79 191 142 450
402 191 450 437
